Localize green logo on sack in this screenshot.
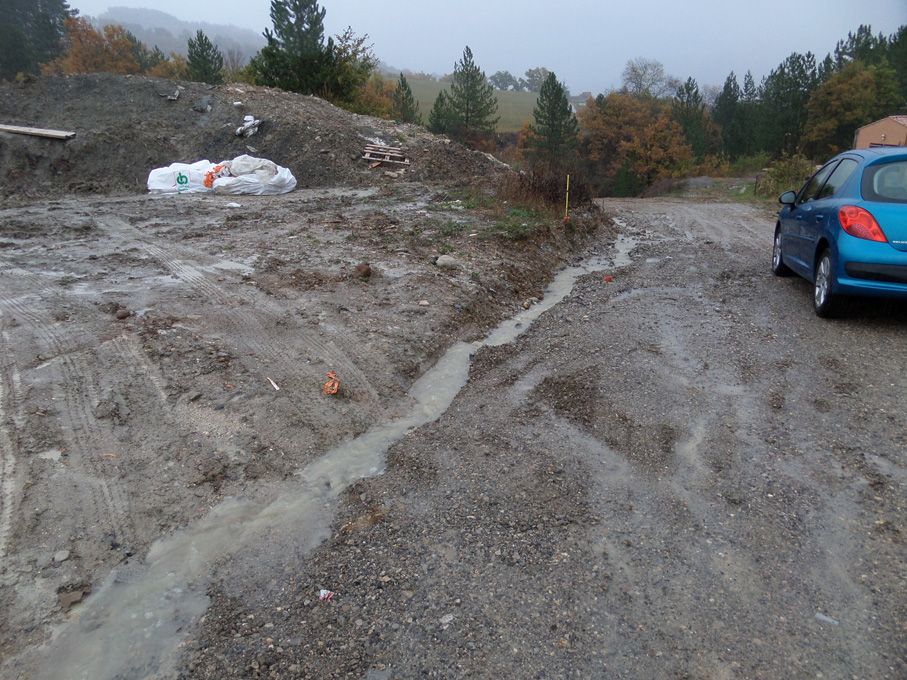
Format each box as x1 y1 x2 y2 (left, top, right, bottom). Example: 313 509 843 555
177 172 189 192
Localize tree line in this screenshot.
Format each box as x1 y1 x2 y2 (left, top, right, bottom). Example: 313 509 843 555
3 2 905 198
579 25 906 195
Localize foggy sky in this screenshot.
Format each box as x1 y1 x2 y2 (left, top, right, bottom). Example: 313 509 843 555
73 0 907 93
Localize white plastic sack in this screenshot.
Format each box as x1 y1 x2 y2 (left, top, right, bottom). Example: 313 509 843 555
147 155 296 196
147 160 214 194
214 155 297 196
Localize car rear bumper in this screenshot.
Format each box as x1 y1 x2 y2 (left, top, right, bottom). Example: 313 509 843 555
837 262 907 297
845 263 907 284
834 237 907 298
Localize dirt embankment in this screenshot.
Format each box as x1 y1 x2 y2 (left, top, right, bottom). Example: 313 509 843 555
0 73 505 199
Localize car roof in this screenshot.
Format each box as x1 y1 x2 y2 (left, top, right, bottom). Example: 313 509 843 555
828 147 907 165
851 147 907 160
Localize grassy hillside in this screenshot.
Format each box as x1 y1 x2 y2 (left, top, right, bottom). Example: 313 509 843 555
408 79 538 133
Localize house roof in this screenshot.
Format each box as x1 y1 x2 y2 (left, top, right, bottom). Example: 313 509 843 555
857 115 907 131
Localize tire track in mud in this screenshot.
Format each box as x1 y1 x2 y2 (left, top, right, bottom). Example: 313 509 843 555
0 278 134 550
101 216 381 415
0 319 22 566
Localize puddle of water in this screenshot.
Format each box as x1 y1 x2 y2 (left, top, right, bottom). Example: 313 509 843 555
30 235 638 680
485 235 636 347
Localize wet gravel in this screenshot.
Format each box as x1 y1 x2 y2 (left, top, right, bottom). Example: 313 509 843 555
182 198 906 679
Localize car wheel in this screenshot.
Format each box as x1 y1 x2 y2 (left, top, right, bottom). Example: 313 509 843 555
772 228 793 276
813 249 838 318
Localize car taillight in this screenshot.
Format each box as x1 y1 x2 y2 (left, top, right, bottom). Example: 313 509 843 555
839 206 887 242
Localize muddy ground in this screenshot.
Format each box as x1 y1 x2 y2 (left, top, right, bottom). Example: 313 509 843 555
0 191 904 680
0 180 603 678
175 199 904 679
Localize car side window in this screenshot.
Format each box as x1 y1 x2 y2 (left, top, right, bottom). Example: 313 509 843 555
815 158 858 199
798 161 838 204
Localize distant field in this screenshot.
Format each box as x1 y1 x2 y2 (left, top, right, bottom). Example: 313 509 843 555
407 79 538 133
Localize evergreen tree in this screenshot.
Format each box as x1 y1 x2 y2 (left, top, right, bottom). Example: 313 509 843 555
251 0 335 94
834 25 888 68
428 90 456 134
187 30 224 84
392 73 421 124
0 0 74 79
888 25 907 101
757 52 818 154
526 71 579 170
448 46 499 139
817 54 837 83
672 77 711 159
713 72 743 157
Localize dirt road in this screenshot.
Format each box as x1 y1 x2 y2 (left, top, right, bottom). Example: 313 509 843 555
183 198 905 679
2 196 904 679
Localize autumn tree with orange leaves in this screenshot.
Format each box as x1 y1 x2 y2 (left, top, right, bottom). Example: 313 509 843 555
579 92 692 195
43 18 142 75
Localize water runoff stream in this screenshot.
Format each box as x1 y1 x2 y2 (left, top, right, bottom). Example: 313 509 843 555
29 236 637 679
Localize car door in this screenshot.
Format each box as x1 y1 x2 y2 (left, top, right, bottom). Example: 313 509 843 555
802 157 860 272
786 160 839 273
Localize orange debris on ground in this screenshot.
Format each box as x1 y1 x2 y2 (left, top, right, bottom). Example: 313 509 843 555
323 371 341 396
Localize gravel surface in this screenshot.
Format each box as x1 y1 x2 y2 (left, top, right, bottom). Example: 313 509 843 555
182 198 906 679
2 195 904 679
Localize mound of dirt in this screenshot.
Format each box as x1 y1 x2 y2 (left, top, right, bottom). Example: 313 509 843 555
0 74 506 199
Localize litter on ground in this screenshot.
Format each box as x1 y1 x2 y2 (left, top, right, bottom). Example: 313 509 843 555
323 371 341 396
147 155 297 196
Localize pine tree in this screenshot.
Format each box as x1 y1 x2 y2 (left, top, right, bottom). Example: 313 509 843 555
526 71 578 170
713 72 742 157
392 73 421 124
187 30 224 84
888 25 907 101
671 77 710 159
428 90 456 134
251 0 335 94
757 52 818 154
448 46 499 139
0 0 74 79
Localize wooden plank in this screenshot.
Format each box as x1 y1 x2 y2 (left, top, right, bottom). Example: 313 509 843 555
0 124 76 140
362 155 410 166
363 152 408 162
364 146 407 154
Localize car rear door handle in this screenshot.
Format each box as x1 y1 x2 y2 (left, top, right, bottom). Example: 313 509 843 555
815 215 825 223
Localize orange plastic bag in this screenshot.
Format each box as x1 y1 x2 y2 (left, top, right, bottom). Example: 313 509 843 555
203 164 230 189
323 371 341 396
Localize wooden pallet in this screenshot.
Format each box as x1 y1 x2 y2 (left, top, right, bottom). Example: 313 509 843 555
362 144 410 166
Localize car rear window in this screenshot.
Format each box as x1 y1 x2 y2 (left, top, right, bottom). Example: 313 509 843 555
863 160 907 203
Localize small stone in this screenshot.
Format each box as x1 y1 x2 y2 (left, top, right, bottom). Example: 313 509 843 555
435 255 461 270
439 613 454 625
115 308 130 320
418 300 430 307
53 550 70 564
354 262 372 279
58 588 87 610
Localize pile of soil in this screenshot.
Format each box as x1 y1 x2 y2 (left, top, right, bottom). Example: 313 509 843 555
0 74 505 199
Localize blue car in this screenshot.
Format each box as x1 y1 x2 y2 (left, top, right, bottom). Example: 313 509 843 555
773 147 907 317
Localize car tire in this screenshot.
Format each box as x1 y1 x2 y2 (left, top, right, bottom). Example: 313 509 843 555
772 227 793 277
813 249 838 318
